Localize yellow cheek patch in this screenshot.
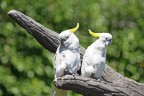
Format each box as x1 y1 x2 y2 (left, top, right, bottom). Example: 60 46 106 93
88 29 100 37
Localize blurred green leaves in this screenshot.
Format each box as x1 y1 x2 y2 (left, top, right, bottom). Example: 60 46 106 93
0 0 144 96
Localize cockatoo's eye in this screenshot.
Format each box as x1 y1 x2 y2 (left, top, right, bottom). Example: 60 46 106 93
66 36 69 39
105 37 108 40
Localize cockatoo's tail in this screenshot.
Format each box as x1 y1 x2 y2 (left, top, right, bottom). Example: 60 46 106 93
88 29 100 37
69 23 79 33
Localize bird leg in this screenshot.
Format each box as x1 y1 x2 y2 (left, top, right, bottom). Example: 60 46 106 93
94 77 104 83
64 69 70 75
54 75 62 83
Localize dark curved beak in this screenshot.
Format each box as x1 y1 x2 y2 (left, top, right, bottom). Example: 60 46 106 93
109 39 112 44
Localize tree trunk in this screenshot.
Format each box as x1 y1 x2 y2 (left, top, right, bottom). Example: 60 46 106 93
8 10 144 96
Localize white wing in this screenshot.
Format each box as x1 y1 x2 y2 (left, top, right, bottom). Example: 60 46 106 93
64 50 80 74
54 46 67 77
81 46 94 77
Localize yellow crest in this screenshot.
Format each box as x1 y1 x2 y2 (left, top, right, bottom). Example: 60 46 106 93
88 29 100 37
69 23 79 33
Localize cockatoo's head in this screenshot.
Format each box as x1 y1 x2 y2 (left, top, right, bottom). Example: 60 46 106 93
88 29 112 46
59 23 79 47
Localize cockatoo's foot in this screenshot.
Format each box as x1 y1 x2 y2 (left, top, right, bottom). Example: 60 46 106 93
95 77 105 83
54 77 62 83
72 74 75 76
54 78 57 82
96 77 113 83
96 78 102 82
57 77 62 80
71 74 78 80
75 73 79 76
64 69 71 75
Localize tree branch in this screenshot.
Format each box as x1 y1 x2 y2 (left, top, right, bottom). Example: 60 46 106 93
55 75 128 96
8 10 144 96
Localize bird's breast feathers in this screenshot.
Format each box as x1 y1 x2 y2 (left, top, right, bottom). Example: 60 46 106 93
91 56 105 66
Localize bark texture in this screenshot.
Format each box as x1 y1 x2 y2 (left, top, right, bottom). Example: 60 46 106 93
8 10 144 96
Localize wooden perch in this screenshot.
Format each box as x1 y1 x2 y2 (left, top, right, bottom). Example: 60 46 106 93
8 10 144 96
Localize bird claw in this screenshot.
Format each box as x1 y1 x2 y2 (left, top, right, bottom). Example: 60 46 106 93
64 69 70 75
57 77 62 80
54 78 57 83
96 77 105 82
96 77 113 83
71 74 77 80
75 73 79 76
96 78 102 82
54 77 61 83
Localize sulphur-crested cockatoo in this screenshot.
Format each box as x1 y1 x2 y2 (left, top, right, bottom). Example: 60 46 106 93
52 23 81 96
81 29 112 81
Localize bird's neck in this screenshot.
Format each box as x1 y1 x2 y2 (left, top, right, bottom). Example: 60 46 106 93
95 40 106 49
59 43 80 53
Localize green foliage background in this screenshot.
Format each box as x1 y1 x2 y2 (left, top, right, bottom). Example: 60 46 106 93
0 0 144 96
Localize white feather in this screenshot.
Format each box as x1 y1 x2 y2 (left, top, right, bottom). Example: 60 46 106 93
54 30 80 79
81 33 112 79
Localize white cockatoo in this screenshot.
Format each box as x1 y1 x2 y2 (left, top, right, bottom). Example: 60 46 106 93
81 29 112 81
52 23 81 96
